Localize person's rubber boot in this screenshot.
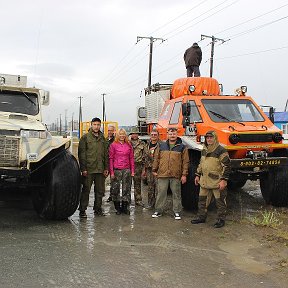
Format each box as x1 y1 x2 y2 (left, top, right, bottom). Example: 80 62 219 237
191 217 206 224
113 201 121 215
213 219 225 228
122 201 130 215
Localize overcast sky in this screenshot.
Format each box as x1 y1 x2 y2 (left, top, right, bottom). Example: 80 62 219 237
1 0 288 126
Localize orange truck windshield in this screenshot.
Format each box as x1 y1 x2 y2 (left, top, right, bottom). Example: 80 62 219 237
202 99 264 123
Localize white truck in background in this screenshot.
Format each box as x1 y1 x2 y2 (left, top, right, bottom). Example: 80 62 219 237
0 74 81 220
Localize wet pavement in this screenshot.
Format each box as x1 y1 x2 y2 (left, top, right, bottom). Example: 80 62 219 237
0 182 288 288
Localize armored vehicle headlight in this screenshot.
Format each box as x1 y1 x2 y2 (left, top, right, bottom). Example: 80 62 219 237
20 130 47 139
39 131 47 139
229 133 240 144
272 132 283 143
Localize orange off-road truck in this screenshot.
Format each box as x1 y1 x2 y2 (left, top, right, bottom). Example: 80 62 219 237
138 77 288 209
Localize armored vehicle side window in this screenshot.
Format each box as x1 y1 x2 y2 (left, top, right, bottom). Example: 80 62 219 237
188 100 202 122
202 99 264 122
169 101 182 124
0 90 39 115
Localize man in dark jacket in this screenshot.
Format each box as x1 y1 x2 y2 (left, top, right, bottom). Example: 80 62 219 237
152 128 189 220
78 117 109 218
184 42 202 77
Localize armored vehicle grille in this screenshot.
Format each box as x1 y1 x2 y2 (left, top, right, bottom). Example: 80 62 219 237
239 133 273 143
0 136 20 167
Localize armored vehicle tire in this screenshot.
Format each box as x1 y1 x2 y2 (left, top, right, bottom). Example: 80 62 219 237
181 150 200 210
32 150 81 220
260 167 288 207
227 179 247 190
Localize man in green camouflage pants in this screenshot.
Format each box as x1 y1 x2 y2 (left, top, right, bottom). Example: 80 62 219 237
129 127 146 206
143 129 161 208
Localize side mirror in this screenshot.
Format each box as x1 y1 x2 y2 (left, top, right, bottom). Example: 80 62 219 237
40 90 50 106
269 107 275 124
182 102 191 116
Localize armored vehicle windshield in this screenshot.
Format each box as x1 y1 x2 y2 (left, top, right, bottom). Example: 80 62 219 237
0 90 39 115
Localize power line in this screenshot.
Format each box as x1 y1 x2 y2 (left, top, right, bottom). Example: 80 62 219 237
149 0 210 35
226 15 288 40
162 0 237 39
215 45 288 60
214 3 288 36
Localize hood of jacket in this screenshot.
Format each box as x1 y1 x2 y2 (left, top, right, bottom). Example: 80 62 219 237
203 131 219 154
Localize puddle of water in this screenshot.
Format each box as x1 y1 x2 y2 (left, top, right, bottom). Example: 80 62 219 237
219 238 271 275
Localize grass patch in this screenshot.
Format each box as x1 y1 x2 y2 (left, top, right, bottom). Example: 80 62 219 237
249 210 283 228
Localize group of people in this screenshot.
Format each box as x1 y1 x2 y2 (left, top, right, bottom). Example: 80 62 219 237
77 117 231 228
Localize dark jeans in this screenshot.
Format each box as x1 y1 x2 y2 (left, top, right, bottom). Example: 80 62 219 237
186 65 200 77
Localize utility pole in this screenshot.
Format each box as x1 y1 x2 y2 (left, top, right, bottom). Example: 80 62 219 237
78 96 83 138
59 114 62 136
64 109 67 133
136 36 164 92
201 34 226 77
71 112 74 131
101 93 106 122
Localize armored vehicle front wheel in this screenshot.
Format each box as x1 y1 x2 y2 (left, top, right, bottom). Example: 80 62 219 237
260 167 288 207
32 150 81 220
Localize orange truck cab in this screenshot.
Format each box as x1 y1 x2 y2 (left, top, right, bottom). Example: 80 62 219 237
140 77 288 209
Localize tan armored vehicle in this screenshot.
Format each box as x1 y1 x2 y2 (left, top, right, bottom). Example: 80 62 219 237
0 74 81 219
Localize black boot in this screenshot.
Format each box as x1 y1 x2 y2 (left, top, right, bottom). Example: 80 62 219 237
114 201 121 215
122 201 130 215
191 217 206 224
213 219 225 228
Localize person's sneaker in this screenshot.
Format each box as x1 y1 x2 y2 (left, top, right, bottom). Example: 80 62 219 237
174 213 181 220
191 218 206 224
213 219 225 228
79 211 87 218
152 212 162 218
106 196 112 203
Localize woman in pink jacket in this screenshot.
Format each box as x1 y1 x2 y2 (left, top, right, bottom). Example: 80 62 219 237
109 128 135 215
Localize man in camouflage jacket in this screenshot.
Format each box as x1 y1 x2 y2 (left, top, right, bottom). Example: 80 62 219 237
143 129 161 208
191 130 231 228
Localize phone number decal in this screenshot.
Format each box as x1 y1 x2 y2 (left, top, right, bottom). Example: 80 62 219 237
239 159 281 167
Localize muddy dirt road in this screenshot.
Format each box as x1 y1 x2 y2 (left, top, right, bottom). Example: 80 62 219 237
0 181 287 288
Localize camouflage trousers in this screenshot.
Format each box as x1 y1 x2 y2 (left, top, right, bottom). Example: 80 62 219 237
79 173 105 212
146 168 157 207
110 169 132 203
197 187 227 220
133 163 143 203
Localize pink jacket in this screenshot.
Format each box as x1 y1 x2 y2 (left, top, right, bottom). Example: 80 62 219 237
109 141 135 176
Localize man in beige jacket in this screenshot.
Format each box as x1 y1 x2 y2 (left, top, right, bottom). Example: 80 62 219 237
191 131 231 228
